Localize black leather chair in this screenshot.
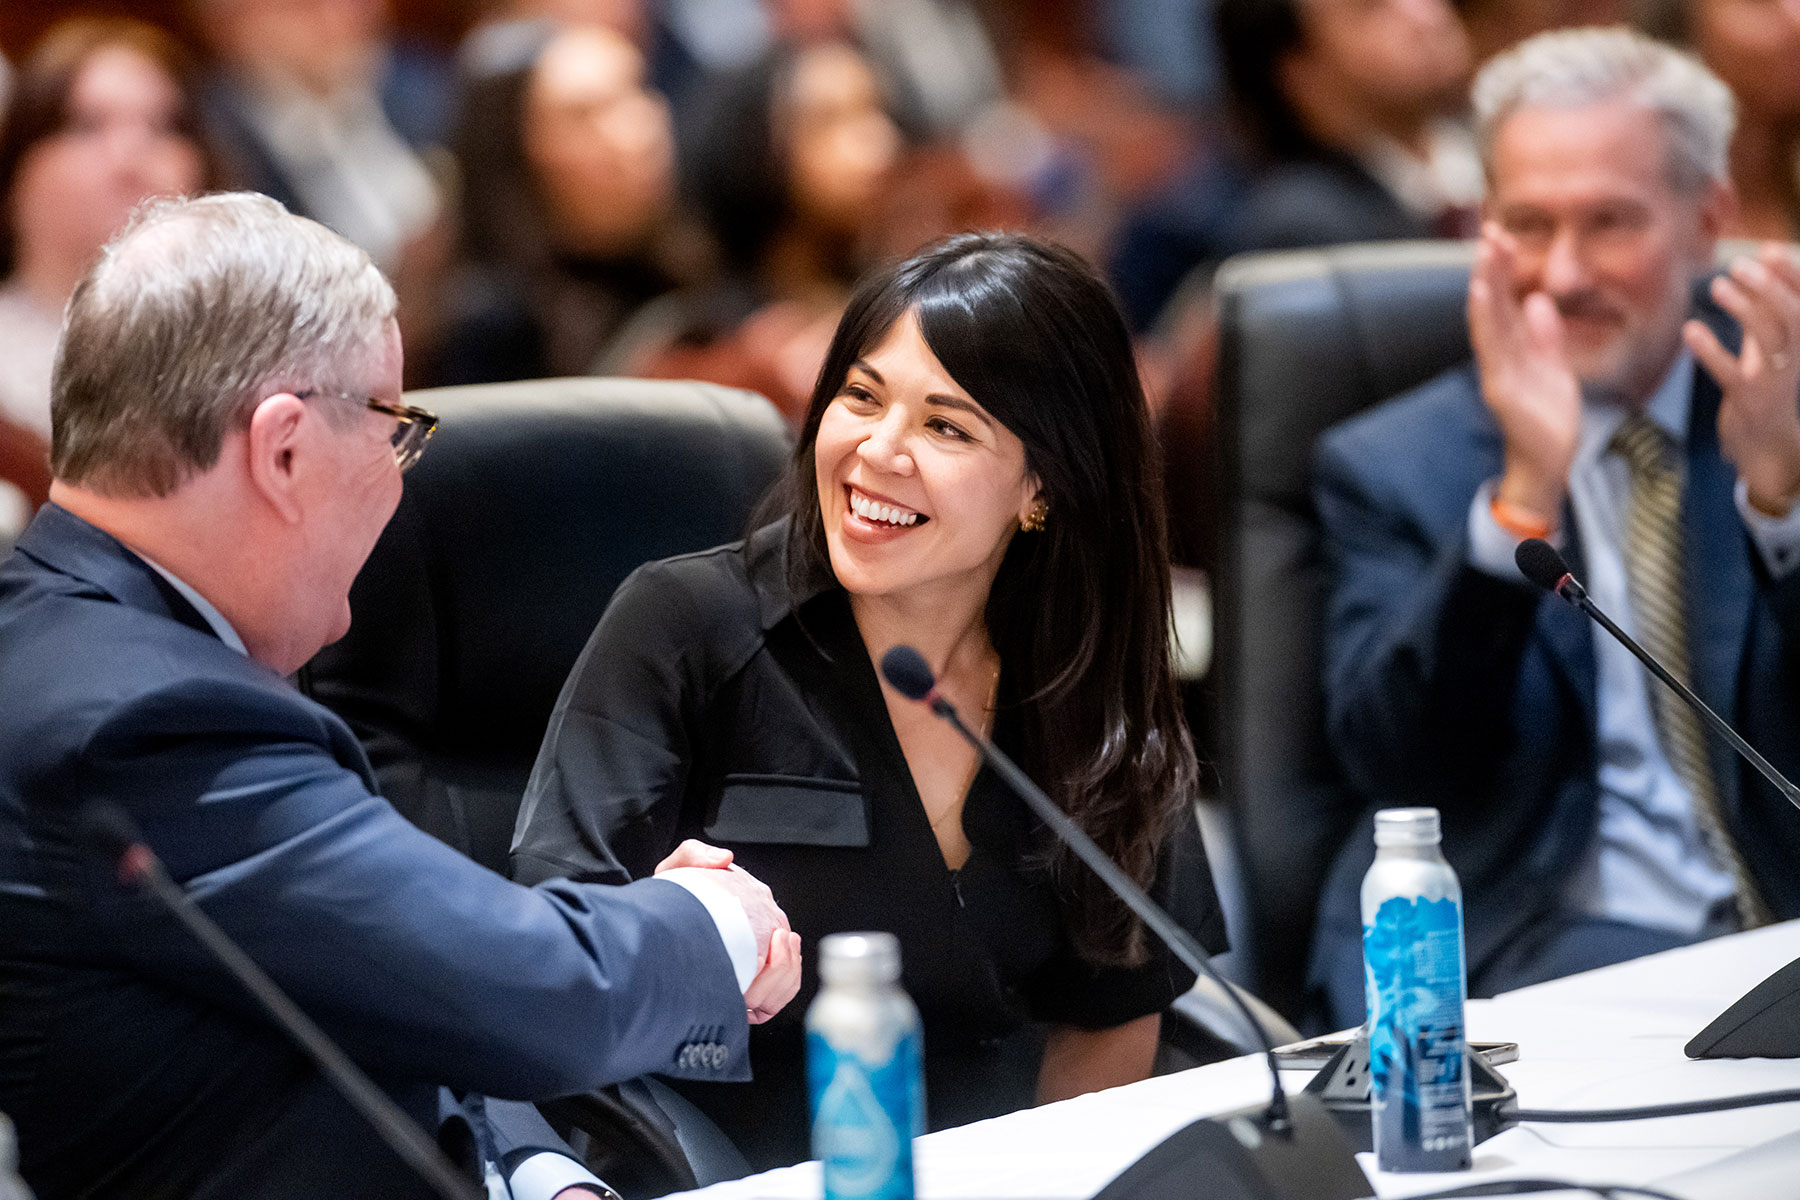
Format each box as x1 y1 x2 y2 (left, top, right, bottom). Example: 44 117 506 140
301 376 792 874
301 377 790 1195
1210 241 1475 1025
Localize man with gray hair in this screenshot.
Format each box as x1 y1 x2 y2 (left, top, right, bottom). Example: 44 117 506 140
1310 27 1800 1027
0 192 802 1197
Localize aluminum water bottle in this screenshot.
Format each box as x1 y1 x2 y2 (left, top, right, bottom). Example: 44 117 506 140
1361 807 1473 1172
806 932 924 1200
0 1112 33 1200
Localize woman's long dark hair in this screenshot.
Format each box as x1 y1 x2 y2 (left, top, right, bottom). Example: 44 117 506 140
768 231 1197 967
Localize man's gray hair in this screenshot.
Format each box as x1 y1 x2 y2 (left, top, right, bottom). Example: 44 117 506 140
1472 26 1735 195
51 191 398 497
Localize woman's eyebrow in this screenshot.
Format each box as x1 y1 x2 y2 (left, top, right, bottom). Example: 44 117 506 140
926 393 995 431
848 360 995 431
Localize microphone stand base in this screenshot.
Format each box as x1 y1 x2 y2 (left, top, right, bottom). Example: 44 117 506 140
1688 954 1800 1059
1302 1034 1518 1153
1091 1091 1370 1200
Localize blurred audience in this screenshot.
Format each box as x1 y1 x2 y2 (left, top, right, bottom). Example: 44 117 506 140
1214 0 1480 253
1643 0 1800 240
432 23 692 385
0 18 216 537
193 0 452 277
637 39 902 417
459 0 650 82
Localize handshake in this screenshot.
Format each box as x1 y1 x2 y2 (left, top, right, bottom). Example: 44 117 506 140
653 839 803 1024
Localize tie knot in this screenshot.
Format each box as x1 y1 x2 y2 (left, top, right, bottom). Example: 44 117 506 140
1611 413 1674 478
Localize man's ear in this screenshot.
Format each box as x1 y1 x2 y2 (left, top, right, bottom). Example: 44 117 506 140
245 393 309 524
1696 176 1736 248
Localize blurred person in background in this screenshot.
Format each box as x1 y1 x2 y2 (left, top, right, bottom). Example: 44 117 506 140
193 0 453 285
0 18 216 542
1310 28 1800 1028
1213 0 1480 253
637 39 901 418
431 23 693 386
458 0 650 83
1642 0 1800 240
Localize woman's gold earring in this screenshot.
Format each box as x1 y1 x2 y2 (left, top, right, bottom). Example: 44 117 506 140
1021 498 1049 533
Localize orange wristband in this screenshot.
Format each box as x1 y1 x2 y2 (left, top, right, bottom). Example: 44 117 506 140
1490 496 1555 541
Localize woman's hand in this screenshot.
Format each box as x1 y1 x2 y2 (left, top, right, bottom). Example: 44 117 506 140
1035 1013 1161 1105
746 930 804 1023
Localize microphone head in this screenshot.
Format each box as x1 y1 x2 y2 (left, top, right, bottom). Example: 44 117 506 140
880 645 936 702
1514 537 1570 593
79 801 144 861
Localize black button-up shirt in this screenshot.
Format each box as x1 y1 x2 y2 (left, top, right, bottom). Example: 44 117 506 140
513 519 1226 1169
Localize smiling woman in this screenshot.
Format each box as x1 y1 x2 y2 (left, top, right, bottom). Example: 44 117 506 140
511 232 1227 1173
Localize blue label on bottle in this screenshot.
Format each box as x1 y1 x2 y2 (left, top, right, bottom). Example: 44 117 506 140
1364 893 1472 1172
807 1029 924 1200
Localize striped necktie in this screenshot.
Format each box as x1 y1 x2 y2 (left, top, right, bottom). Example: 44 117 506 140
1611 413 1771 929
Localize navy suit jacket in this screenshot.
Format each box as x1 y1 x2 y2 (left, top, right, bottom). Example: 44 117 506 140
1309 334 1800 1024
0 505 749 1199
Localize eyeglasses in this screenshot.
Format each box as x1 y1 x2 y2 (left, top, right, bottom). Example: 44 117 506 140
297 390 439 473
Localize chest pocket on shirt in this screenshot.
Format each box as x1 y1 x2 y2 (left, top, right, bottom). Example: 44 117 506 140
706 776 870 847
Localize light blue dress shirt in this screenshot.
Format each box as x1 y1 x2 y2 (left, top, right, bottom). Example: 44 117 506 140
1468 351 1800 936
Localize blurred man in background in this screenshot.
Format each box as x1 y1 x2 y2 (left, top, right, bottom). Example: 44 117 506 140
1214 0 1479 251
1311 28 1800 1027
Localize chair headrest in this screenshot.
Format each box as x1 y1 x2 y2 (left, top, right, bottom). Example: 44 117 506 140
307 376 792 768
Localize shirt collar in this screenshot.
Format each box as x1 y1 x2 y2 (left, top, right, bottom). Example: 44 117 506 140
1577 348 1694 467
131 551 248 656
746 515 838 632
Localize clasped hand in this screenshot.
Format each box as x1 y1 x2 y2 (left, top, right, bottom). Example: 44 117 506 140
1470 224 1800 522
1685 246 1800 516
655 839 802 1024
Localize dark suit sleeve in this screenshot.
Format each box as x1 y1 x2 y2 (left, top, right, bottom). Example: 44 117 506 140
78 673 750 1097
512 562 714 887
1313 421 1546 808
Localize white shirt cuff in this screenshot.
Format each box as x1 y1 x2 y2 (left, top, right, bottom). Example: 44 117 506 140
1466 478 1558 581
507 1151 606 1200
1736 477 1800 579
656 869 760 992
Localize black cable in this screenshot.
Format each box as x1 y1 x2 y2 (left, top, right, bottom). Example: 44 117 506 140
1398 1177 1688 1200
1506 1088 1800 1123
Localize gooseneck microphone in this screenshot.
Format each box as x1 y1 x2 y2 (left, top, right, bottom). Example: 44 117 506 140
1514 538 1800 815
80 803 485 1200
879 646 1289 1115
879 646 1371 1200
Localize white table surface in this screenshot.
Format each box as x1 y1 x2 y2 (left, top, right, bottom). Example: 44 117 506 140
668 921 1800 1200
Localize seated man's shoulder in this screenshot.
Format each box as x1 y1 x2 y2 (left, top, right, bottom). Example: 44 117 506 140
0 568 331 764
608 521 791 652
1228 155 1426 253
1318 361 1484 466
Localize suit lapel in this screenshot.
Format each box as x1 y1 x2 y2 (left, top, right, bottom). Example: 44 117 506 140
1539 519 1599 725
1683 360 1753 801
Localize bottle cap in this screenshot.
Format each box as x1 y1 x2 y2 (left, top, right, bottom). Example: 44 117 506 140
818 931 901 985
1373 806 1442 847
